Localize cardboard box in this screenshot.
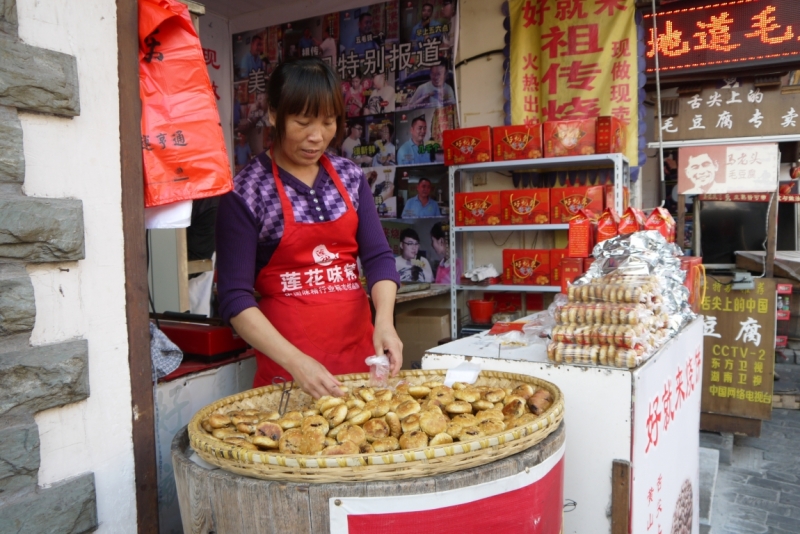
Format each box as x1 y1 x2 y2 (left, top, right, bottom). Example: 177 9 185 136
560 258 585 293
395 308 451 370
501 188 550 225
493 124 543 161
596 116 627 154
484 292 523 313
455 192 502 226
443 126 492 166
543 119 596 158
619 207 646 235
597 208 619 244
551 186 604 223
568 209 597 258
645 207 676 243
503 249 551 285
550 249 568 282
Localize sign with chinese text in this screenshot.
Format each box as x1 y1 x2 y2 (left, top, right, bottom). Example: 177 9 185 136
700 276 775 420
631 318 702 534
660 78 800 141
644 0 800 80
509 0 639 162
677 143 778 195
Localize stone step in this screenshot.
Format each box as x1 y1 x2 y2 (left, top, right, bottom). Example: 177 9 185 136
699 446 720 534
700 430 733 466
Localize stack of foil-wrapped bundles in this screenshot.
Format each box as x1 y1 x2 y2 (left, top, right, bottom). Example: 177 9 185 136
547 231 696 368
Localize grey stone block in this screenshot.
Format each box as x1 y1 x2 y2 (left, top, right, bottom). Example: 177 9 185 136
735 494 793 516
0 472 97 533
0 0 17 36
0 339 89 416
0 415 38 494
700 447 719 528
0 195 84 262
766 512 800 531
0 33 79 116
0 105 23 183
0 268 34 337
701 431 733 465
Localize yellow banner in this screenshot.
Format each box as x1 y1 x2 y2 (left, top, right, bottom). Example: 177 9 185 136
510 0 639 163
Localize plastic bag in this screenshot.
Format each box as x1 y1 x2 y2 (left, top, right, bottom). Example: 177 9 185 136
365 354 390 388
139 0 232 207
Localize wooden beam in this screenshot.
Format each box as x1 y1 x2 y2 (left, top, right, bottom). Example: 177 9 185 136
611 460 630 534
700 412 762 437
117 0 159 531
766 192 778 278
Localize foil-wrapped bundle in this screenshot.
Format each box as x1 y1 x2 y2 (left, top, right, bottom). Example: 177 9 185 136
547 231 696 369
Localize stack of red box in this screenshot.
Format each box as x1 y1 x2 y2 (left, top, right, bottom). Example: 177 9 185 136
493 124 543 161
550 249 568 284
503 249 551 285
443 126 492 166
596 116 627 154
559 258 585 293
568 209 598 258
455 192 502 226
542 119 596 158
550 185 604 224
501 189 550 225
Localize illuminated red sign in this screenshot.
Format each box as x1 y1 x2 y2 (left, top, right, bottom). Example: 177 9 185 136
645 0 800 78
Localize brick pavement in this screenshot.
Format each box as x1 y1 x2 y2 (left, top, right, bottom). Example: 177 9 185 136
711 364 800 534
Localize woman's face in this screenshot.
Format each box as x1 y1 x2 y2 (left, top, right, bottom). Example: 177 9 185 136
271 110 337 170
431 235 447 258
381 125 391 141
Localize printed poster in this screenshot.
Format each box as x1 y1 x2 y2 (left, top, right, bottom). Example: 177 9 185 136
678 143 779 195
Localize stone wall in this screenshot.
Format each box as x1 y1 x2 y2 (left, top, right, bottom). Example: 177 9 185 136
0 0 97 531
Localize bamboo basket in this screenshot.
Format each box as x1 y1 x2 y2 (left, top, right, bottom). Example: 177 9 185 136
188 369 563 483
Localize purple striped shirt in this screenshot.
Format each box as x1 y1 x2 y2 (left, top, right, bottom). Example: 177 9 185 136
216 152 399 323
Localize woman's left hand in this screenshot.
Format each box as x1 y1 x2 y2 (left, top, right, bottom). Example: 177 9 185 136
373 321 403 376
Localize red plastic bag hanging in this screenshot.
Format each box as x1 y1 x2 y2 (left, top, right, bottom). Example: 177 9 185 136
139 0 232 207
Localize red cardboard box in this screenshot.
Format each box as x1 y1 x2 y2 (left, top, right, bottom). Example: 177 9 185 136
444 126 492 166
584 257 595 271
777 283 792 295
680 256 703 311
503 249 551 285
455 192 502 226
597 208 619 244
543 119 596 158
568 209 597 258
483 292 523 313
596 116 627 154
776 335 788 348
604 184 630 213
618 207 647 235
551 186 604 223
560 258 585 293
493 124 543 161
645 207 676 243
550 249 568 283
501 189 550 225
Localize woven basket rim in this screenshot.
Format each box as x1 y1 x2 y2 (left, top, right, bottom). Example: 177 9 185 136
188 369 563 481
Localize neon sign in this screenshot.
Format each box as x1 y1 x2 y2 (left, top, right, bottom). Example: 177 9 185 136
644 0 800 78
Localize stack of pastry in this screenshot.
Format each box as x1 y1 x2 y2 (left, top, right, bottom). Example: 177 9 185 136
548 275 671 368
201 380 553 456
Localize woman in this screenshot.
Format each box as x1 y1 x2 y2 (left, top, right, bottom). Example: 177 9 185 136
216 57 403 399
394 228 433 283
344 73 365 118
430 222 462 284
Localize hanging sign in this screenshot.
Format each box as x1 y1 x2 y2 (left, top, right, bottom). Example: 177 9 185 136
509 0 639 163
699 276 776 421
644 0 800 80
677 143 778 195
660 78 800 141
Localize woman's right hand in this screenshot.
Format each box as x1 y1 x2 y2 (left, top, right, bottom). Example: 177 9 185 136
285 353 345 399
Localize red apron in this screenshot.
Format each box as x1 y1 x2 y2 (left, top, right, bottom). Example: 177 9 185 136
251 155 373 387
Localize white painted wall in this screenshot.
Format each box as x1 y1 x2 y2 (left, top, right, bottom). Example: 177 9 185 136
16 0 137 532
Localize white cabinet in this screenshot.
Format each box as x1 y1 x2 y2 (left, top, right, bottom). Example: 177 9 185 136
447 154 630 337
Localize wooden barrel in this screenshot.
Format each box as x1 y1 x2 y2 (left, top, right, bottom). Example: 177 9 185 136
172 422 565 534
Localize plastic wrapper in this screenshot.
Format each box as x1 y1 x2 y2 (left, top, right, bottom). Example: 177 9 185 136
551 323 651 350
365 354 390 388
557 302 654 326
547 341 643 368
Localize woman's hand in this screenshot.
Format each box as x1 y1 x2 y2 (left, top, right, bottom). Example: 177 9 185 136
373 321 403 376
284 353 345 399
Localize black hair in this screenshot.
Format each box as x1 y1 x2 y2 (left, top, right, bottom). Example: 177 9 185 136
359 12 373 23
382 122 394 136
399 228 420 243
418 177 433 186
430 222 449 240
422 3 434 10
411 115 427 127
267 57 345 148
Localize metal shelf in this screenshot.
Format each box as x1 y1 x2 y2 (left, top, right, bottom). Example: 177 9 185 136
456 285 562 293
450 153 627 174
454 224 569 232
